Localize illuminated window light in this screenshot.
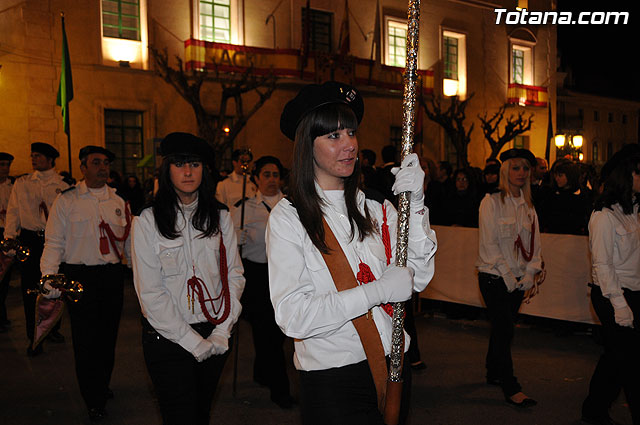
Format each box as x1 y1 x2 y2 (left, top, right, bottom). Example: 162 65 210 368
443 79 459 97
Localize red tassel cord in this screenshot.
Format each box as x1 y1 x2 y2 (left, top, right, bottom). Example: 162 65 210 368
186 234 230 326
98 202 132 259
514 218 536 262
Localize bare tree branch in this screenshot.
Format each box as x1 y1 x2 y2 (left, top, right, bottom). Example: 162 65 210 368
478 105 534 160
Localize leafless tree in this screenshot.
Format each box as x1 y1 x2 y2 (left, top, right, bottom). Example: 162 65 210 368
149 46 277 167
421 94 475 168
478 105 533 161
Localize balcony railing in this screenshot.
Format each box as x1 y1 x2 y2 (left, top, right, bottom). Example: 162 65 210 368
507 83 548 107
184 39 434 94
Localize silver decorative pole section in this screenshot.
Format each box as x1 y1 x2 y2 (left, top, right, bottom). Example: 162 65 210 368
384 1 421 424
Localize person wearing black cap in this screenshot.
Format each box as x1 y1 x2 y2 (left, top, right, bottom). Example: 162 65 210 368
131 132 245 425
215 148 257 208
39 145 130 421
476 148 542 408
581 152 640 425
5 142 70 355
0 152 15 332
230 155 294 409
267 81 437 424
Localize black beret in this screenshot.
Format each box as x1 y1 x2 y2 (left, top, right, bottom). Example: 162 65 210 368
483 163 500 175
160 132 215 166
280 81 364 141
31 142 59 159
499 148 536 167
79 145 115 162
0 152 14 161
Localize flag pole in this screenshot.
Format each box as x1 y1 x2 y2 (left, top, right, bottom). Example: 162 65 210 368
57 11 74 177
384 1 421 424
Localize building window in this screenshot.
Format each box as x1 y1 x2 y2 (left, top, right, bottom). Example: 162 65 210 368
512 49 524 84
102 0 140 40
622 114 628 124
608 112 614 123
442 30 466 97
443 36 458 80
510 44 533 85
386 18 407 67
302 8 333 53
200 0 230 43
607 142 613 160
592 142 599 162
594 110 599 121
105 109 144 178
513 135 529 149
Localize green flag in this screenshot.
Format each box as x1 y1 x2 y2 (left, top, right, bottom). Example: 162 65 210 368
56 15 73 135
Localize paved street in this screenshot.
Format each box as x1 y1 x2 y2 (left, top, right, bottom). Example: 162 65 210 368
0 272 633 425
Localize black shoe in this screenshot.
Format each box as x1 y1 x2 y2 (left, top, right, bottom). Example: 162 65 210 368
271 393 295 409
26 343 43 357
410 361 427 372
505 395 537 408
581 414 620 425
88 407 107 422
47 330 65 343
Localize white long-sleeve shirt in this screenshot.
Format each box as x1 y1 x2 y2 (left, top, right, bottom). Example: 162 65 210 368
41 181 131 275
589 203 640 298
131 201 245 356
5 169 70 238
476 191 543 290
266 187 437 371
215 171 256 208
0 178 13 229
230 191 283 264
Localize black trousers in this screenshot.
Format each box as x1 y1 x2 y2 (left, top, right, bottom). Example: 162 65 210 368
241 258 290 398
0 227 13 325
478 272 524 397
142 318 231 425
299 354 412 425
583 285 640 423
63 263 124 410
17 229 52 342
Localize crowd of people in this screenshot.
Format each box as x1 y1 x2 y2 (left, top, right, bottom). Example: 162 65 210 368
0 80 638 425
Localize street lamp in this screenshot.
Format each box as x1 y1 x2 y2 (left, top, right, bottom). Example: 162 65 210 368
554 133 584 161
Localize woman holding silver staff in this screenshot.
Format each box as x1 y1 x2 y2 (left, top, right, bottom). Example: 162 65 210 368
476 148 541 408
131 132 245 425
581 150 640 425
267 81 437 424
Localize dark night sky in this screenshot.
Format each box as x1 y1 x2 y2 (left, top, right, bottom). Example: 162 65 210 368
556 0 640 101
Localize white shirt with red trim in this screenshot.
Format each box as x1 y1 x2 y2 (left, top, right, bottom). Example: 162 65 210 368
40 181 131 275
131 199 245 357
266 185 437 371
5 169 70 238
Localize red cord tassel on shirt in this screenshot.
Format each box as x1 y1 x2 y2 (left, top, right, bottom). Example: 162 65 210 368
514 219 536 262
186 234 230 326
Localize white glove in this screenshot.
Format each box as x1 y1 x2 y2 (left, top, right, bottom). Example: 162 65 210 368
237 229 249 246
391 153 425 205
361 265 414 308
518 274 535 291
610 294 634 328
43 281 62 299
207 328 230 356
192 338 214 362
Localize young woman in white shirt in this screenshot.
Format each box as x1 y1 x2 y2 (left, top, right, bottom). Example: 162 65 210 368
581 151 640 425
476 148 542 408
131 132 245 425
267 81 437 424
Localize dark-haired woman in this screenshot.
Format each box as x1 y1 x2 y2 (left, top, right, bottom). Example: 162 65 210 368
476 149 542 408
581 154 640 425
267 81 437 424
230 155 294 408
131 132 245 425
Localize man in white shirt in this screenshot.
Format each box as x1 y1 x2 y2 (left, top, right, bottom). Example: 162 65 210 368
215 148 256 207
5 143 70 355
0 152 14 333
41 145 131 422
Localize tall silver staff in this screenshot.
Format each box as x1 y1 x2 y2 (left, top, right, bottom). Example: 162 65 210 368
384 1 421 424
